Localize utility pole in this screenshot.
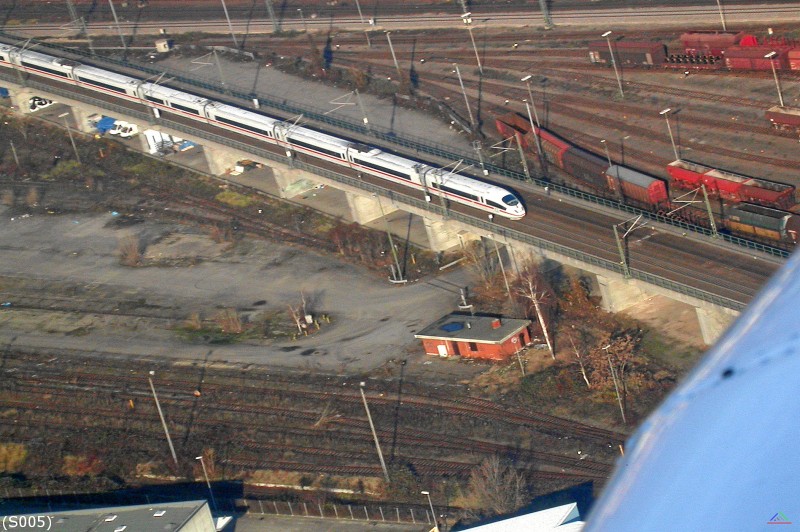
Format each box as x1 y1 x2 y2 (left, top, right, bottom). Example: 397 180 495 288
360 382 390 482
538 0 554 29
385 32 401 75
353 0 371 47
660 108 680 161
355 89 372 134
604 345 627 424
58 113 81 165
602 31 623 99
264 0 279 33
220 0 239 48
107 0 127 54
715 0 727 31
148 371 179 469
453 64 475 132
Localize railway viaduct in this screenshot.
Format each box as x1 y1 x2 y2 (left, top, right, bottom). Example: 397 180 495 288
1 78 753 345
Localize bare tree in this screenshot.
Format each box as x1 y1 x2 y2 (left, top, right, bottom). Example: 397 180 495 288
215 308 242 334
288 304 304 334
569 334 591 389
118 235 141 267
466 456 529 516
463 240 498 288
515 276 554 359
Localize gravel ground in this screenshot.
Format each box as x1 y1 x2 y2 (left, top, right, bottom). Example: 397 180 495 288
0 206 473 372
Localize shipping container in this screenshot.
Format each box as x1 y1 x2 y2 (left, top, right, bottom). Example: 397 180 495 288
588 40 666 67
666 160 714 189
606 165 668 206
680 31 744 56
724 46 790 71
765 105 800 130
725 203 789 241
562 148 609 191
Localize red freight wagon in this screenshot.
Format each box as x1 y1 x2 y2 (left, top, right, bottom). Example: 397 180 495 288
606 165 668 206
724 46 790 70
667 160 714 189
738 178 795 209
703 169 745 199
766 105 800 131
588 40 666 66
535 127 571 168
561 148 609 191
680 31 744 56
495 114 532 150
790 50 800 70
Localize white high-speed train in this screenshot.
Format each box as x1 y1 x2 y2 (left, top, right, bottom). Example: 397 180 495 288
0 44 526 219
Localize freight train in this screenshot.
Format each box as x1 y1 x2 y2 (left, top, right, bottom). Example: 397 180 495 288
0 44 526 220
588 31 800 71
495 113 799 244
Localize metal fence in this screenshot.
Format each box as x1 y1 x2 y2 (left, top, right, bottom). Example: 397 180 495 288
0 32 789 260
0 72 749 310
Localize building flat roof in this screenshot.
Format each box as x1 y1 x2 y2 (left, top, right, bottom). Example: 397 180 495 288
15 500 213 532
414 313 530 344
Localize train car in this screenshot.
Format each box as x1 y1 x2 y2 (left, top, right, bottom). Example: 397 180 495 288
561 148 609 191
725 203 798 243
419 167 525 219
664 53 723 69
735 174 795 209
204 102 279 140
680 31 744 56
13 48 76 80
73 65 140 99
724 46 790 70
765 105 800 132
789 49 800 70
588 40 666 67
138 82 211 118
495 113 532 151
666 160 714 190
605 165 668 206
534 127 571 168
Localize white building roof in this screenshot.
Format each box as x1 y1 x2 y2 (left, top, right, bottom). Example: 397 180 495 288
464 502 584 531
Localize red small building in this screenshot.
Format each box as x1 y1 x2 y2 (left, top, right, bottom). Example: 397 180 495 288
414 313 532 362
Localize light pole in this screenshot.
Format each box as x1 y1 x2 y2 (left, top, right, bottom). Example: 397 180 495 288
715 0 727 31
373 193 404 283
107 0 127 54
521 74 545 170
453 64 476 132
461 12 483 75
659 108 679 161
148 371 179 469
765 51 785 108
602 31 624 100
421 491 439 531
360 382 390 482
58 112 81 165
297 8 307 33
219 0 239 48
353 0 371 47
385 32 401 75
195 456 218 512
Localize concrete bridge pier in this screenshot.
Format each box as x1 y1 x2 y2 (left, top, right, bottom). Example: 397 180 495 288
203 144 246 176
424 218 464 251
696 304 739 345
346 192 398 224
596 275 650 313
273 165 319 199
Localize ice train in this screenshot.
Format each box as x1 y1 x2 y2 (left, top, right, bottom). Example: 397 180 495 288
0 44 525 219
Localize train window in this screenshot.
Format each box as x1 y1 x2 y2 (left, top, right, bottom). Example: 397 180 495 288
289 137 342 158
145 95 164 105
486 199 504 210
80 77 125 92
170 103 200 115
353 158 411 180
434 182 477 202
22 62 68 78
502 194 520 206
216 115 271 137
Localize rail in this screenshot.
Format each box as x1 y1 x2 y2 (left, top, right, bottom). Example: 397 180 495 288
0 33 789 260
0 73 748 311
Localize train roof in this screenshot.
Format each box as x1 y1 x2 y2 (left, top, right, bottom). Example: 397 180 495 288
356 148 418 169
17 48 70 67
607 165 660 187
74 65 140 87
285 125 350 150
431 167 514 197
140 82 210 106
206 102 279 128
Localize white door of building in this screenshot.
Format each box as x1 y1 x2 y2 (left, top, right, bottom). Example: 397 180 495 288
436 343 448 357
